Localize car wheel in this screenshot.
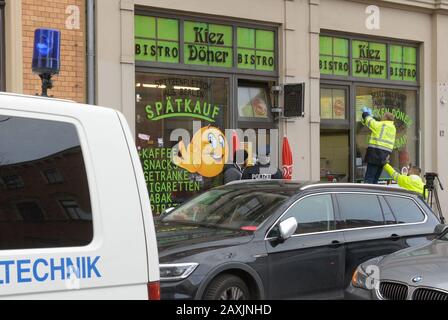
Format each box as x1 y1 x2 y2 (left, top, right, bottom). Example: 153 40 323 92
203 274 251 300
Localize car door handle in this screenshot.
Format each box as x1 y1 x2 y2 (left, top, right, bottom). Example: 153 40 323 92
329 240 343 248
390 234 401 241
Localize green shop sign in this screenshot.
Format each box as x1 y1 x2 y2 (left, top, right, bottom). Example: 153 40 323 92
145 98 221 122
320 35 417 82
135 15 276 72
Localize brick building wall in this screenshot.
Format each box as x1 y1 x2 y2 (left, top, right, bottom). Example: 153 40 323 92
22 0 86 102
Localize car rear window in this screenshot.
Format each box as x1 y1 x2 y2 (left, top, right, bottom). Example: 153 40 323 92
0 115 93 250
384 196 425 224
337 193 385 228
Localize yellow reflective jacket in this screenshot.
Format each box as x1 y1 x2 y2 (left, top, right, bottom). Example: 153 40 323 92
384 164 425 197
362 116 396 152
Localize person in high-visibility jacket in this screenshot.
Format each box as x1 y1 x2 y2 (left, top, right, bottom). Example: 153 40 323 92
361 107 397 184
384 163 425 197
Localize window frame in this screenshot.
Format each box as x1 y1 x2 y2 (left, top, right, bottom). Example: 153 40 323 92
336 193 386 229
383 194 426 224
280 193 336 236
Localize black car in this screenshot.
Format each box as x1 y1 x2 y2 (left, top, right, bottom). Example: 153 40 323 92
155 180 441 300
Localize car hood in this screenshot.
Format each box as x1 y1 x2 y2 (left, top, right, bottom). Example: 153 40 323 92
155 221 254 263
377 240 448 289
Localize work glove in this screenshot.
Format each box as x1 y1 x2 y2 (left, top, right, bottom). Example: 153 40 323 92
361 107 372 116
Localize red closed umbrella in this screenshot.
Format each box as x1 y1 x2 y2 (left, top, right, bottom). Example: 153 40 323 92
282 136 293 180
232 130 240 154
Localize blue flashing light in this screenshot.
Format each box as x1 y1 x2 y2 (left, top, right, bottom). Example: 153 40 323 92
32 28 61 75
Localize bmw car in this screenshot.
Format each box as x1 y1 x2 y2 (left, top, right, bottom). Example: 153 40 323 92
347 225 448 300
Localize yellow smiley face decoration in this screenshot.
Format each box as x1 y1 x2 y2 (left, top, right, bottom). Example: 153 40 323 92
173 126 228 178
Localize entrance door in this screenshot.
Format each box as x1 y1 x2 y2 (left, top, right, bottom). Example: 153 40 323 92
320 85 351 182
320 130 350 182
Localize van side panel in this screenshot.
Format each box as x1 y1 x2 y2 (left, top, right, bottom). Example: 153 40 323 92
0 96 151 299
116 111 159 283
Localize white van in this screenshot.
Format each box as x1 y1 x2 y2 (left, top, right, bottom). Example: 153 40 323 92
0 93 159 299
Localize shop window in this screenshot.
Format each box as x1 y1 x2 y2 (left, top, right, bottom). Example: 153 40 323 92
237 28 275 71
320 88 347 120
390 45 417 82
352 41 387 80
355 87 418 182
135 16 180 63
319 36 349 76
0 115 93 250
184 21 233 68
135 72 229 215
237 80 275 128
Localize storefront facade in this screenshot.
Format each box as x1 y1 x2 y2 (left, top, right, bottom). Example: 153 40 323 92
96 0 448 216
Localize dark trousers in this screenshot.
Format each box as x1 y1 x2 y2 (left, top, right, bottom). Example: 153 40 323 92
364 163 384 184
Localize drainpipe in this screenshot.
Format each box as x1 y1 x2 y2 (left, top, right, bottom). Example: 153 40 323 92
86 0 95 104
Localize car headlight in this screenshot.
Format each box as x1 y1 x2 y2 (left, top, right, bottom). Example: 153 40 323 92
351 265 369 289
159 263 199 281
351 264 380 290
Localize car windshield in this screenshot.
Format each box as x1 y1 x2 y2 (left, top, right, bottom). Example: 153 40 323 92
161 188 290 230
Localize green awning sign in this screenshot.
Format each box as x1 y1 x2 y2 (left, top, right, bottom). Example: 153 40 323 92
320 35 417 82
135 15 276 72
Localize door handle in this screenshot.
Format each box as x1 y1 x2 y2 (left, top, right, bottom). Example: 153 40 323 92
390 234 401 241
329 240 343 248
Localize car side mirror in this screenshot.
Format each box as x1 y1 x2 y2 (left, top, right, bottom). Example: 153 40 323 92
278 217 298 240
435 224 448 235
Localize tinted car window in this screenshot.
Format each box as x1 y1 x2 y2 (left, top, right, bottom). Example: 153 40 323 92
385 196 425 224
0 115 93 250
282 194 335 235
338 194 384 228
379 196 396 225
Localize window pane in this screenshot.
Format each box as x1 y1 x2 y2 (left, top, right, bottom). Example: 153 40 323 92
283 194 335 234
385 196 424 224
135 73 229 215
0 116 93 250
338 194 384 228
379 196 396 225
320 88 346 120
238 87 269 119
332 89 346 119
354 87 418 183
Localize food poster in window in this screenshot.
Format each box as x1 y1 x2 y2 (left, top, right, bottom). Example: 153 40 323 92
135 73 229 215
238 87 269 119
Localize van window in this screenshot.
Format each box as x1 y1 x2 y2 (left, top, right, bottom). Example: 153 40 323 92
385 196 425 224
338 194 384 229
282 194 335 235
0 115 93 250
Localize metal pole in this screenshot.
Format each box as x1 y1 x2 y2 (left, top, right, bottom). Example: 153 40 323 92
86 0 95 104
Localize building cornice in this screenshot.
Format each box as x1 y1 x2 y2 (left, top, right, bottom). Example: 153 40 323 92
346 0 448 14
